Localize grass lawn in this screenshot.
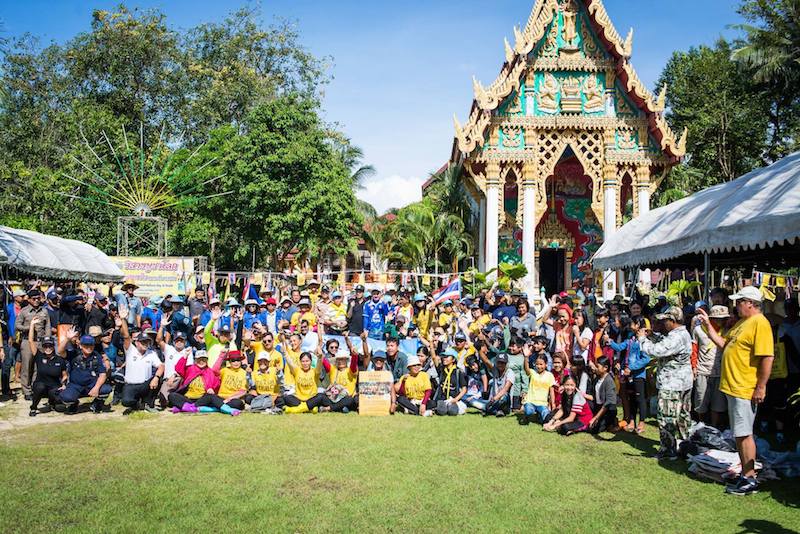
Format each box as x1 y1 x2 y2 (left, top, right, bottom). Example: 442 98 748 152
0 410 798 534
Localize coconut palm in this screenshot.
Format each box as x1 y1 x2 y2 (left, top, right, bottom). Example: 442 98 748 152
426 163 471 225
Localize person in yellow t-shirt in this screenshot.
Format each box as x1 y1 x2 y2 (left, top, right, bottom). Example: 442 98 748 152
696 286 774 494
438 300 457 335
217 350 249 411
452 332 476 369
278 332 303 388
318 340 359 413
395 355 432 416
290 299 318 329
246 352 283 410
522 353 556 423
467 305 491 337
282 351 325 413
412 294 435 339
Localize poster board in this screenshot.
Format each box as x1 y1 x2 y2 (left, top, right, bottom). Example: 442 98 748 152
109 256 197 298
358 371 393 416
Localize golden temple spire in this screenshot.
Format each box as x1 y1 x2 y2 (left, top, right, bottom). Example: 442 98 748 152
623 27 633 58
656 84 667 112
513 25 525 53
504 37 515 64
676 127 688 156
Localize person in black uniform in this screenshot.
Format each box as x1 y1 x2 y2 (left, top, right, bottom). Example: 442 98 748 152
27 318 67 416
346 285 366 336
57 330 111 414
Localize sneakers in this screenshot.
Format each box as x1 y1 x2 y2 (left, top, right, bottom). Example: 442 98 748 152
144 406 160 414
725 476 759 496
342 407 350 414
422 410 433 417
655 450 679 461
29 409 37 417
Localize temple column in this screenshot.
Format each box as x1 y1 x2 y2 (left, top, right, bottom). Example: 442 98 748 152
521 161 537 299
602 163 618 301
636 164 651 216
478 196 487 271
485 162 500 277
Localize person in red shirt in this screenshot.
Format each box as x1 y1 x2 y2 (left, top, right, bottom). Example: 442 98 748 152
543 374 593 435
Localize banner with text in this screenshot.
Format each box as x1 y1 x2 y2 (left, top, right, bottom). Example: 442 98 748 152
109 256 198 298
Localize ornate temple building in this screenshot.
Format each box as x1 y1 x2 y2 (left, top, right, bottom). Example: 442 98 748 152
450 0 686 298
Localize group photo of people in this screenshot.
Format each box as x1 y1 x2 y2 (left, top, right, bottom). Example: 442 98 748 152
2 271 797 497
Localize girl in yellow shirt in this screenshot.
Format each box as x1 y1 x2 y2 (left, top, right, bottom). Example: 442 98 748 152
395 355 433 416
282 351 325 413
318 340 360 413
217 351 249 411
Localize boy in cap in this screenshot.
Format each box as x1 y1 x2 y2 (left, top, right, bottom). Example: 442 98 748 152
363 289 390 340
431 348 467 415
204 308 238 368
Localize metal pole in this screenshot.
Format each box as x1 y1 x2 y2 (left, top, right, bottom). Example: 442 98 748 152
703 252 711 303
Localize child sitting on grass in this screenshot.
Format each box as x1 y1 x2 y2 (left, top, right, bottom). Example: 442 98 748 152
543 374 593 435
588 356 618 434
522 352 555 424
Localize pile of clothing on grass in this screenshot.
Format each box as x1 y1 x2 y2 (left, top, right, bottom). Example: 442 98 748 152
681 422 800 483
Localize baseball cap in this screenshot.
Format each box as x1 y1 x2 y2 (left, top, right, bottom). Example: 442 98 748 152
441 348 458 360
355 284 365 291
454 332 467 342
209 297 221 306
46 290 58 301
265 298 277 305
257 351 271 361
218 325 232 335
443 299 453 306
27 289 43 298
413 292 426 302
194 350 208 360
299 298 312 307
372 350 387 360
174 331 187 340
694 300 708 310
133 332 152 343
495 354 509 364
654 306 683 322
281 296 292 304
495 289 506 298
226 350 245 361
40 336 56 346
87 325 103 337
729 286 762 303
171 295 185 304
245 299 258 306
406 355 421 368
331 291 342 299
79 335 96 346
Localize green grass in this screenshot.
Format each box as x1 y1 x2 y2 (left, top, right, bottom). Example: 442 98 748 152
0 412 798 533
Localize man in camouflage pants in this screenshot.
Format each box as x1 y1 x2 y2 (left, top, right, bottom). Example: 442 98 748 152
640 306 694 460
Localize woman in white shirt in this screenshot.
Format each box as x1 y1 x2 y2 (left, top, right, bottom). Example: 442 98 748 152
571 308 593 364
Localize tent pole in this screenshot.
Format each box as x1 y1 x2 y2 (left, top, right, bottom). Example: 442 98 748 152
704 253 711 303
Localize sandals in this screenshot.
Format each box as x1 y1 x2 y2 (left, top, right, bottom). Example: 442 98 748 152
625 421 635 432
636 422 646 434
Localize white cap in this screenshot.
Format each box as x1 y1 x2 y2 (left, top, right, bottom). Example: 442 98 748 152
729 285 762 303
256 351 271 361
406 355 421 368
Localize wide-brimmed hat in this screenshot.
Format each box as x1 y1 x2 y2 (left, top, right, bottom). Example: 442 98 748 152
121 281 139 291
709 305 731 319
226 350 245 361
655 306 683 323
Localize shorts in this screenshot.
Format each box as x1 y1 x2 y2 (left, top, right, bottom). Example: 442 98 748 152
726 394 757 438
694 375 726 414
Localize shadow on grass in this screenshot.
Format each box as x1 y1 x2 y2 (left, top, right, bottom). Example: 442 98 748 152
736 519 800 534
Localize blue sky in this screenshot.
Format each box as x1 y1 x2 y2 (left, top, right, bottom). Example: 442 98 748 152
1 1 745 213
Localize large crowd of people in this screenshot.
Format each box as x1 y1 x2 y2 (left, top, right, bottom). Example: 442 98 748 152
1 277 797 496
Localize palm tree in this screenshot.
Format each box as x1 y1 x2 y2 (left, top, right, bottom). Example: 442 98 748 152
732 0 800 160
426 163 471 225
340 144 377 190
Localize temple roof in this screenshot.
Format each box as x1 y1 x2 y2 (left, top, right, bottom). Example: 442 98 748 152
452 0 687 163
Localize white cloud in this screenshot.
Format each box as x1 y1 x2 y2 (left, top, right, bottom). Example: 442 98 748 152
357 174 425 215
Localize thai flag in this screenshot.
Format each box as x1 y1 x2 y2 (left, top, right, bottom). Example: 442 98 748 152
432 277 461 305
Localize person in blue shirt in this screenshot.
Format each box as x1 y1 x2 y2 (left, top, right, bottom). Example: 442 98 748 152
167 296 192 341
2 289 25 398
491 290 518 323
363 289 390 340
199 297 219 327
114 282 143 328
57 332 111 414
141 296 163 332
243 299 261 330
606 315 650 433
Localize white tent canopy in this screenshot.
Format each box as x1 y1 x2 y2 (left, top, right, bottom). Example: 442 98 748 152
0 225 125 282
592 152 800 270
